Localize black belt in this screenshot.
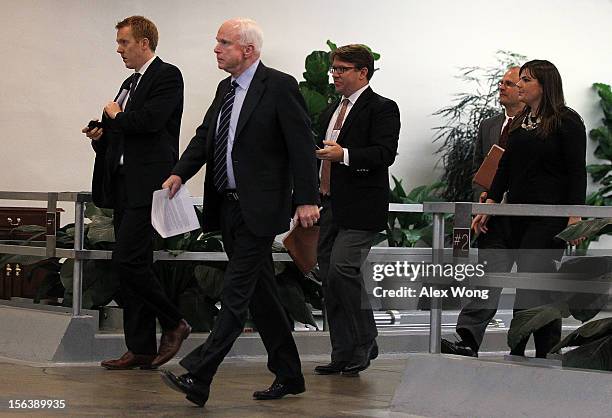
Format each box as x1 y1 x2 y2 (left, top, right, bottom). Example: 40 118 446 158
223 189 239 201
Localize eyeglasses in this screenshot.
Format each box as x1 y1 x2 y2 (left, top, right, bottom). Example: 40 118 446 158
498 80 518 88
329 66 359 75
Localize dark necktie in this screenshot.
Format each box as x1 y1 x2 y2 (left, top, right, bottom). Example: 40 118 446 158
125 72 141 109
320 98 350 195
499 117 513 149
214 81 239 192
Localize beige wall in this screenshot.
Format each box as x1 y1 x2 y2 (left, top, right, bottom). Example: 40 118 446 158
1 0 611 228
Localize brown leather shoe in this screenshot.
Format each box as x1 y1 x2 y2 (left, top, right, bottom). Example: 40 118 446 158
101 351 156 370
152 319 191 367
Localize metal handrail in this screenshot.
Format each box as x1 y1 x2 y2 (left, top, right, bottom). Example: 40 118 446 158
1 191 612 352
424 201 612 354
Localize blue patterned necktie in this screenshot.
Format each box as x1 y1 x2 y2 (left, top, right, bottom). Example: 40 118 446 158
214 81 239 192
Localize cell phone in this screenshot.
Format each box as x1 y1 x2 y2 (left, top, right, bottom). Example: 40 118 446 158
87 120 104 130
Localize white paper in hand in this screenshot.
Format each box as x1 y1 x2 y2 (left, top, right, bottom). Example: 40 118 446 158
151 186 200 238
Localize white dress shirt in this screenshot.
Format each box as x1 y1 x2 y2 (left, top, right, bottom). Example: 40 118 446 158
119 55 156 165
215 59 260 189
323 83 369 166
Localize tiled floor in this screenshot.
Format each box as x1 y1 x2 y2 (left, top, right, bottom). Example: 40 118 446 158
0 356 425 417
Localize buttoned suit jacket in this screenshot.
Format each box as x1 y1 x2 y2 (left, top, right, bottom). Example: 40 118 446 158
91 57 184 208
471 113 504 201
317 87 400 231
172 62 319 237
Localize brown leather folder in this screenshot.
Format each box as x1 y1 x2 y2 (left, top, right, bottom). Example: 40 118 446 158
473 144 505 190
282 223 319 274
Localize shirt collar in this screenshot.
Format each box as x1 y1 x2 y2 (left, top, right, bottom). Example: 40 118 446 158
136 55 156 76
232 59 260 90
343 83 369 105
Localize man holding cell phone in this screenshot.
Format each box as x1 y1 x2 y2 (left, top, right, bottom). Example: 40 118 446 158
314 44 400 376
82 15 190 371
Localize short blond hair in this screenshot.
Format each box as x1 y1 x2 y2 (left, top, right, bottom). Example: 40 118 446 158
116 16 159 52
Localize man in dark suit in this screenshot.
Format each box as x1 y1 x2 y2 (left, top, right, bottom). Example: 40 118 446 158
441 66 524 357
313 45 400 376
83 16 190 370
471 67 524 203
159 18 320 407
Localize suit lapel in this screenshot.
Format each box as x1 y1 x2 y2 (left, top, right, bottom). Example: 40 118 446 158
124 57 162 111
114 77 131 101
489 113 505 148
207 77 231 155
318 100 339 142
337 87 373 145
234 62 267 141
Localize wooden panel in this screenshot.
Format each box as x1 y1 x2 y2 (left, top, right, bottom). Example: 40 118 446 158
0 207 63 240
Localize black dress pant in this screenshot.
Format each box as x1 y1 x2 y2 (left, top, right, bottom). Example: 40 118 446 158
457 215 566 357
317 197 378 362
180 198 303 386
112 170 183 355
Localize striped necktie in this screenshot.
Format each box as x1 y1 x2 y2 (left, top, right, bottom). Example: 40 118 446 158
214 81 239 192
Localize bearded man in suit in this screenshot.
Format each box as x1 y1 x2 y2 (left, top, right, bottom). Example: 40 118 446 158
160 18 320 407
83 15 190 371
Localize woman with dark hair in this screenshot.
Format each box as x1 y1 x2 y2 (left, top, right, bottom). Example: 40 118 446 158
472 59 587 357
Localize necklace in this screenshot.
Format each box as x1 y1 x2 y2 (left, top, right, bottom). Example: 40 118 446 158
521 113 541 131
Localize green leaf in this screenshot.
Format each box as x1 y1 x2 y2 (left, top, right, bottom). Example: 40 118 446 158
551 317 612 352
562 335 612 371
275 266 317 327
303 51 331 91
299 84 329 119
193 264 225 301
556 218 612 242
177 288 219 332
507 303 570 351
586 164 612 182
60 259 119 309
84 202 114 220
326 40 337 51
87 215 115 246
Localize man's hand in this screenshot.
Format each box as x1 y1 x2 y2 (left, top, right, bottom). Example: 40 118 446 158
294 205 320 228
567 216 586 246
471 198 496 234
81 121 103 141
316 141 344 162
104 101 122 119
162 174 183 199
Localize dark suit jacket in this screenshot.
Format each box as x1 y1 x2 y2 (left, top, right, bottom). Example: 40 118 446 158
489 107 586 206
172 62 319 237
471 113 504 201
318 87 400 231
92 57 184 208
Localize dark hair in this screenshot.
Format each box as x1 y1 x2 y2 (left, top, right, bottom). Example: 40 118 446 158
116 16 158 52
330 44 375 80
513 59 566 137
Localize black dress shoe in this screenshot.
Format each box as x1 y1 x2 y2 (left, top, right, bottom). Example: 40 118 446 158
160 371 210 407
370 341 379 360
441 338 478 357
342 340 377 375
252 380 305 400
314 361 348 375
